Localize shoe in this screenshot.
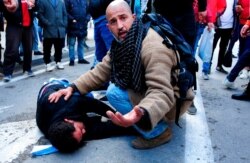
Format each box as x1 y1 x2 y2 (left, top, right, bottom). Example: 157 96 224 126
78 59 89 64
187 105 197 115
62 47 69 53
223 78 236 89
16 57 23 65
34 51 43 55
202 72 209 80
46 63 54 72
24 70 35 77
83 42 90 50
3 75 12 82
69 60 74 66
232 91 250 101
56 62 64 69
232 54 237 58
131 128 172 149
239 69 249 79
216 66 228 74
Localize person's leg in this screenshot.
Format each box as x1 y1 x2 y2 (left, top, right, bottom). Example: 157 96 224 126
210 28 221 70
3 25 21 78
54 38 64 63
68 36 76 62
22 27 33 73
54 38 64 69
77 36 89 64
231 80 250 101
193 23 205 55
227 49 250 82
32 18 39 52
216 28 232 69
96 19 113 62
106 83 168 139
77 36 84 60
43 38 53 64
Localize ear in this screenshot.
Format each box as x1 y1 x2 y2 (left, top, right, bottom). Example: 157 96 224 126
106 23 110 30
132 14 136 19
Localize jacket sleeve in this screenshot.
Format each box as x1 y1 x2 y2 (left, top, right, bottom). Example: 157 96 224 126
73 53 111 94
137 29 178 129
37 2 51 26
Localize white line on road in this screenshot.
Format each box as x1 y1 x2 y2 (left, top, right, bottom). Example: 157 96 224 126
0 54 95 87
0 105 14 113
185 81 214 163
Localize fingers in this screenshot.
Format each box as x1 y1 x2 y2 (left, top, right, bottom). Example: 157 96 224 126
48 90 63 103
106 111 122 126
64 92 72 101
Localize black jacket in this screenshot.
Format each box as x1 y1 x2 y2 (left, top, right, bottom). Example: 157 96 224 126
89 0 113 19
36 83 136 140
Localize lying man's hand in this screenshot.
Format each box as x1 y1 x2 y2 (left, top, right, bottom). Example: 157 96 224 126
106 106 144 127
48 87 73 103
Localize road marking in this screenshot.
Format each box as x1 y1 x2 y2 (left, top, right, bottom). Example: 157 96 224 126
0 105 14 113
0 119 43 162
0 54 95 87
185 81 214 163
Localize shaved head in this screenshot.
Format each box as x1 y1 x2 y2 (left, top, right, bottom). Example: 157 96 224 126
106 0 132 18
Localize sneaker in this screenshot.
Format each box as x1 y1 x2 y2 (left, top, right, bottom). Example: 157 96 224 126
56 62 64 69
46 63 54 72
24 70 35 77
187 104 197 115
131 128 172 149
202 72 209 80
34 51 43 55
239 69 249 79
3 75 12 82
69 60 74 66
216 66 228 74
223 78 236 89
78 59 89 64
62 47 69 53
232 91 250 101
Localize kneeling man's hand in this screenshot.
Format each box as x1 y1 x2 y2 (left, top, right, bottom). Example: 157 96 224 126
106 106 144 127
48 87 73 103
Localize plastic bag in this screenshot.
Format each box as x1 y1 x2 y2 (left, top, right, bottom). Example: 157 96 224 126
198 26 215 63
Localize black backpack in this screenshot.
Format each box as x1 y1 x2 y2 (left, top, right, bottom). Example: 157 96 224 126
142 13 198 126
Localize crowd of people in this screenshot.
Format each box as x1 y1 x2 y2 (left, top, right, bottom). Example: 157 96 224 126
0 0 249 153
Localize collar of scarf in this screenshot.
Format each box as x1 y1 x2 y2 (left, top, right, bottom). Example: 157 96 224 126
110 19 147 92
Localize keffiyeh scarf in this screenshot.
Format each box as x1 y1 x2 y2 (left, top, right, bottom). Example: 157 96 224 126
110 19 147 92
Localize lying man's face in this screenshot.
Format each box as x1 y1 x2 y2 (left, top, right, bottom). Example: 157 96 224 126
65 119 86 143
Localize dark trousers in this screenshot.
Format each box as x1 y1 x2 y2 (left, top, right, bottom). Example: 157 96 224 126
3 24 33 75
211 28 233 68
227 19 240 54
227 48 250 82
43 38 64 64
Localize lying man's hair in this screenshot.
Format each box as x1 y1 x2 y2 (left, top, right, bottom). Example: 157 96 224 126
48 121 84 152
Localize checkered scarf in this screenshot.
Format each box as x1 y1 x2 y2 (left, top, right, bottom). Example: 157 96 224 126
110 19 147 92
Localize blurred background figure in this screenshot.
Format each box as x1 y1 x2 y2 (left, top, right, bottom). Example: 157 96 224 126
65 0 90 66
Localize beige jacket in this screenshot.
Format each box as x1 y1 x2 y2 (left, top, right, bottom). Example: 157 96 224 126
74 28 194 130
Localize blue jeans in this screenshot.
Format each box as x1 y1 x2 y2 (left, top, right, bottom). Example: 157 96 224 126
106 83 168 139
227 48 250 82
32 18 39 51
67 36 84 61
93 16 113 62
